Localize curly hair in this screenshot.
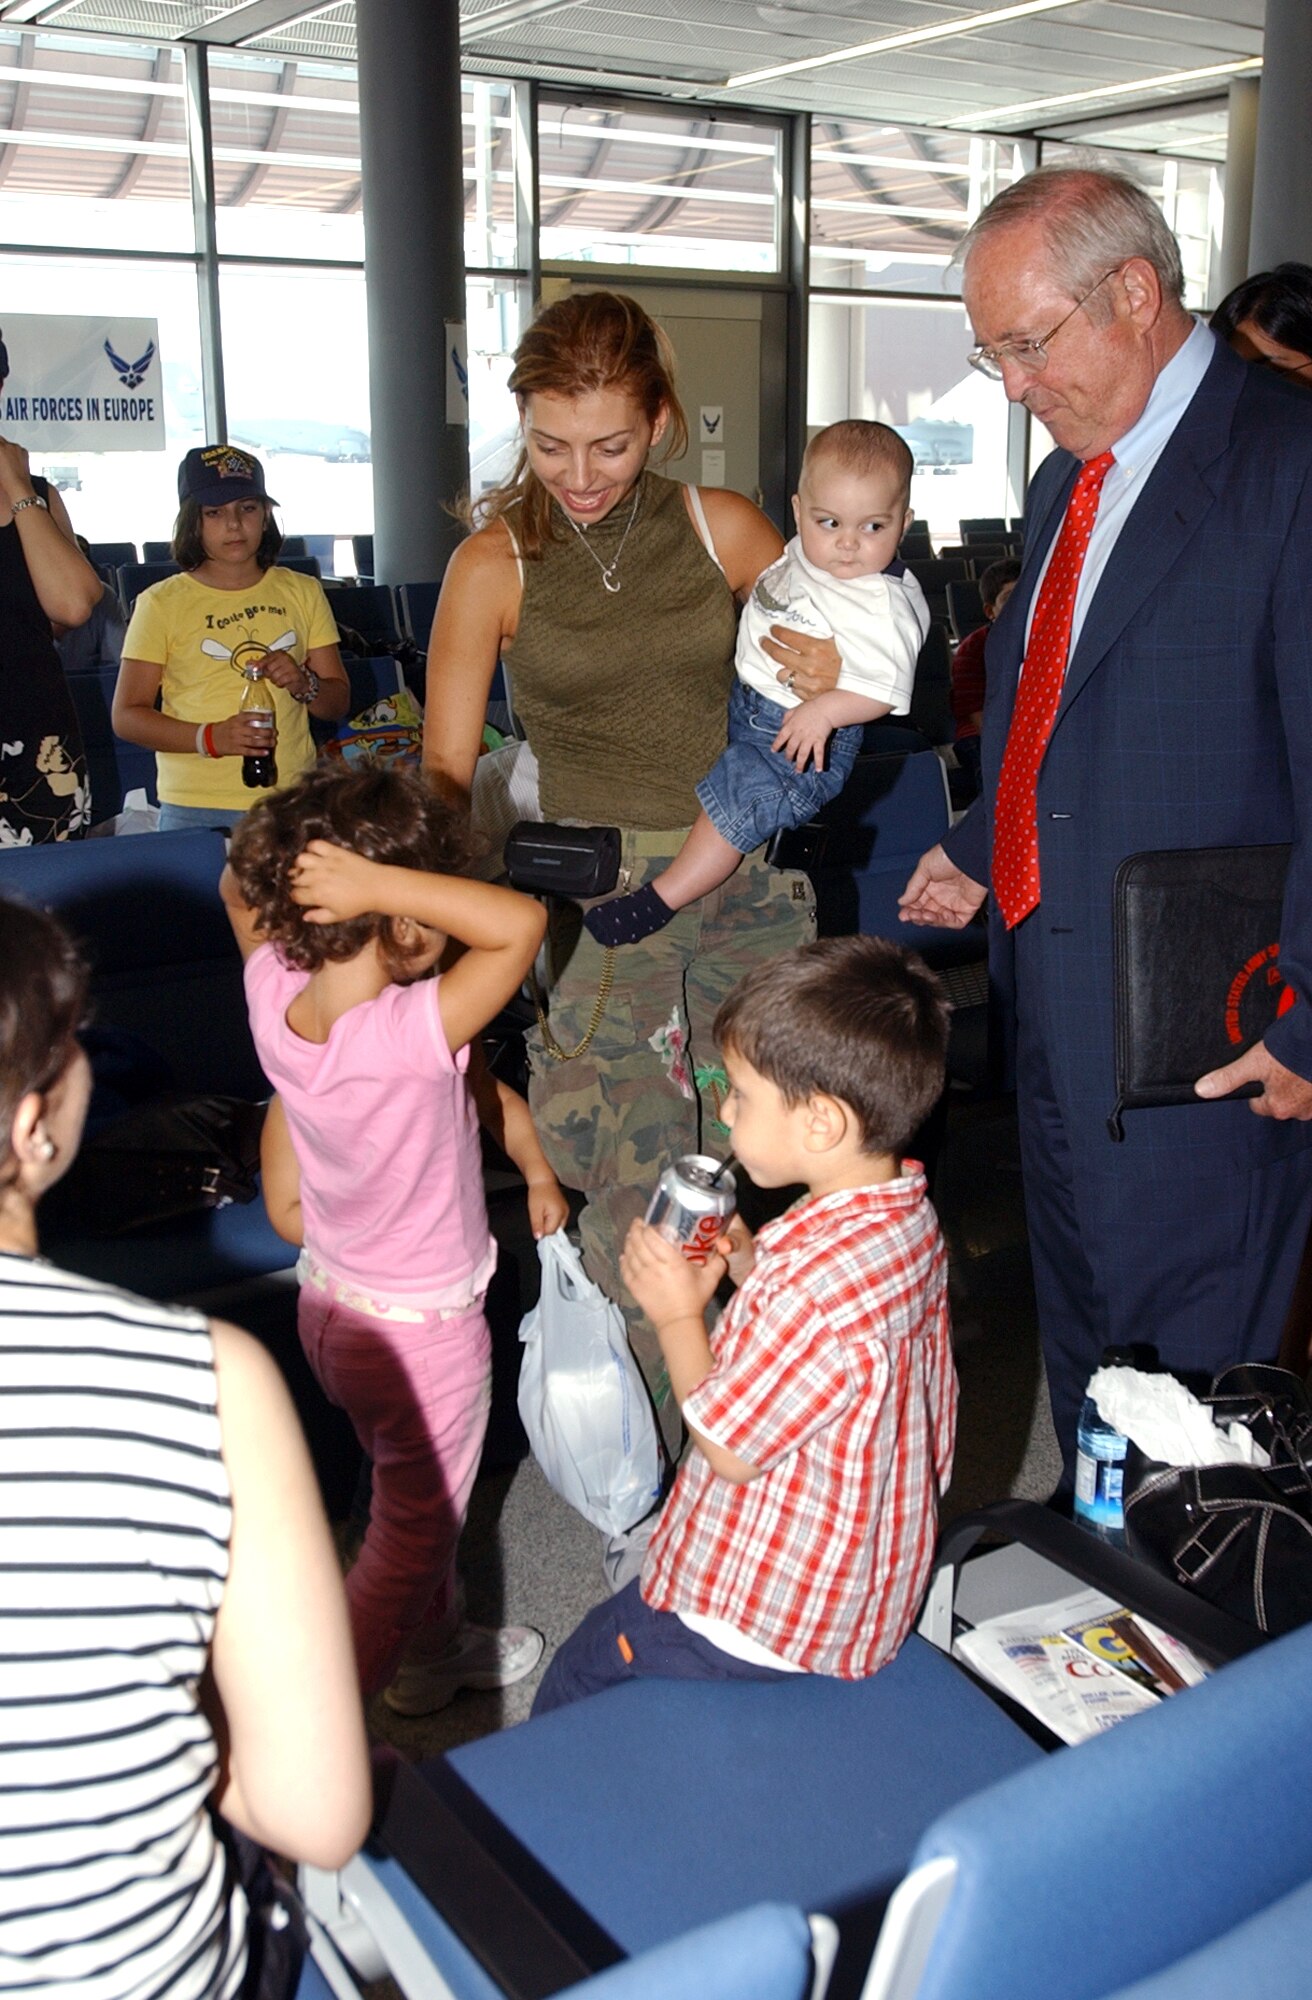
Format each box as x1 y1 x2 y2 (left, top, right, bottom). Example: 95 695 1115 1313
0 897 89 1188
172 496 283 572
227 763 473 979
714 936 949 1156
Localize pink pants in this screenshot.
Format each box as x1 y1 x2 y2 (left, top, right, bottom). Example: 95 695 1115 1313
297 1269 492 1697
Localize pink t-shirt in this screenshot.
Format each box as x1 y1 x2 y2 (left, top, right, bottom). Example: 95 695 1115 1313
244 944 496 1307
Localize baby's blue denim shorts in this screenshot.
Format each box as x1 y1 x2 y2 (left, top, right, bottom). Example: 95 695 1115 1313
696 679 863 854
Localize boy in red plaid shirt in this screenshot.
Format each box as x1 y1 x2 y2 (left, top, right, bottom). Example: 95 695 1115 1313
533 936 957 1711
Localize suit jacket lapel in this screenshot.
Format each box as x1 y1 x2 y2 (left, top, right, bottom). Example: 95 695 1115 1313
1055 340 1241 723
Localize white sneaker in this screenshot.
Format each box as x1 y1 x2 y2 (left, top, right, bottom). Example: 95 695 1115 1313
383 1621 545 1717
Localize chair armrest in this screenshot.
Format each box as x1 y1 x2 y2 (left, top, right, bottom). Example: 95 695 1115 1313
930 1498 1264 1668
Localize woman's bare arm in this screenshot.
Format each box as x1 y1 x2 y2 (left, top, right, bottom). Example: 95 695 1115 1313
205 1319 370 1868
690 486 784 601
423 525 520 809
0 446 103 628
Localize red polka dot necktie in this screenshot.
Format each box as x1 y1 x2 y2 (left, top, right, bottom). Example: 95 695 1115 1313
993 449 1115 930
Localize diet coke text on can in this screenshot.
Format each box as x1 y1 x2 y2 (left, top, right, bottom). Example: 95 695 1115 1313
645 1155 736 1265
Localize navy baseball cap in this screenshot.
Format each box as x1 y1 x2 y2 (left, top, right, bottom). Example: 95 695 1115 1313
179 444 278 508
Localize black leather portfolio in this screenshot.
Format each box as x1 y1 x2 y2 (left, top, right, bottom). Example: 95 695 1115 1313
1110 843 1292 1134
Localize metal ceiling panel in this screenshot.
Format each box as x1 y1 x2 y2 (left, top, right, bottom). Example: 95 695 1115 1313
0 0 1264 159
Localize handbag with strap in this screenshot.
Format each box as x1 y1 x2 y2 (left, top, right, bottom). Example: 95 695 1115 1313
42 1095 267 1238
503 821 620 901
1122 1363 1312 1635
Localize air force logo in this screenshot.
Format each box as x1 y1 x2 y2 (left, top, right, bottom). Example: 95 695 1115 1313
104 337 156 390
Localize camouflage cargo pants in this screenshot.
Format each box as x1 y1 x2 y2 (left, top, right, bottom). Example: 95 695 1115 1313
526 831 816 1454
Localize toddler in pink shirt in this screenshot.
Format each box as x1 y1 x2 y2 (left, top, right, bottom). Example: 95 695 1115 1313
224 763 566 1712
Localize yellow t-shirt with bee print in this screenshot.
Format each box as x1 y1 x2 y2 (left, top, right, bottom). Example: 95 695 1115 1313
123 566 340 810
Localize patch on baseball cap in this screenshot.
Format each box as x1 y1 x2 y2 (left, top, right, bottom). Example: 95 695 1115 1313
179 444 278 509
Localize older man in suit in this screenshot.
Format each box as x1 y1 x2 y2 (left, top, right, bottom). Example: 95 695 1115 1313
900 166 1312 1481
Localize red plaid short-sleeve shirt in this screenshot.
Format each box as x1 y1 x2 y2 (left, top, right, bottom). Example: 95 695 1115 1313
641 1170 956 1679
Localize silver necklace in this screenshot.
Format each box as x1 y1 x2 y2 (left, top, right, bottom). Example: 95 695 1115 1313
563 483 641 593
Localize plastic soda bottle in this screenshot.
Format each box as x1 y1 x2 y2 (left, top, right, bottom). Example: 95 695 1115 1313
239 664 276 789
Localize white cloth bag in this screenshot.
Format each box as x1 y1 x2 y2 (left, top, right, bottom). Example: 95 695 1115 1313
517 1232 662 1535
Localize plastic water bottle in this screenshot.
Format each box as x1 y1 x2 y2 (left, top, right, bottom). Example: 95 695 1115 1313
1073 1344 1136 1548
239 664 276 789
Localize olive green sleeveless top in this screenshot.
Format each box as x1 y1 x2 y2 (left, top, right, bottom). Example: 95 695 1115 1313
505 470 739 828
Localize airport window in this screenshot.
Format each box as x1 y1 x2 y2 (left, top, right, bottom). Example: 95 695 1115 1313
1038 141 1220 309
809 121 1027 297
808 294 1012 544
465 79 523 272
4 249 202 548
537 98 781 274
210 48 363 262
216 262 372 544
0 30 194 254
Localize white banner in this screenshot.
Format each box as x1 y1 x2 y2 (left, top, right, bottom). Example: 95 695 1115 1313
0 314 165 452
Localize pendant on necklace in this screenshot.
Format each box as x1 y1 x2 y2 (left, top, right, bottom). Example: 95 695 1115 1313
602 569 621 593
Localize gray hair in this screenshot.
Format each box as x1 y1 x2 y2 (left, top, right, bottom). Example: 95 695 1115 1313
959 166 1185 313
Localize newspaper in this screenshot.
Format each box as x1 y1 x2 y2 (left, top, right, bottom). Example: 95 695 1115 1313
953 1587 1208 1745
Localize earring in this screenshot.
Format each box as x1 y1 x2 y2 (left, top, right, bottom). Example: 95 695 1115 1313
32 1136 55 1163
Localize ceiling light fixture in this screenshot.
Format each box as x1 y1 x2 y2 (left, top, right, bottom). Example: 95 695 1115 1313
722 0 1084 92
947 54 1262 127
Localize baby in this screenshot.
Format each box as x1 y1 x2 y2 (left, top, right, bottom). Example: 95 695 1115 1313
585 419 929 947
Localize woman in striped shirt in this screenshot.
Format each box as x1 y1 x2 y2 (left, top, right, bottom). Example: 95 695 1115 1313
0 895 370 2000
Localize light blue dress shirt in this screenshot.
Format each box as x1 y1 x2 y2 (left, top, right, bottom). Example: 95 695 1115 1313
1025 317 1217 657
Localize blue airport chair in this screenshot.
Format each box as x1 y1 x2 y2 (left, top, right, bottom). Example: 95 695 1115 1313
799 749 978 964
398 579 440 647
90 539 139 570
117 559 178 614
294 533 340 576
280 553 322 578
66 666 158 822
946 578 984 644
351 532 374 580
326 582 400 652
0 830 293 1297
863 1614 1312 2000
303 1503 1267 2000
141 539 172 563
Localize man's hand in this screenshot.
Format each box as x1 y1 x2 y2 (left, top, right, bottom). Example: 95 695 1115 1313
620 1219 724 1326
771 701 833 773
898 844 988 930
289 841 383 924
1196 1039 1312 1119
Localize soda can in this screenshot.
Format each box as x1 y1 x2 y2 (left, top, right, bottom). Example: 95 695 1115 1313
645 1154 736 1265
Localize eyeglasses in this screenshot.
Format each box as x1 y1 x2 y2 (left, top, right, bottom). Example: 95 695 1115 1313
967 267 1123 381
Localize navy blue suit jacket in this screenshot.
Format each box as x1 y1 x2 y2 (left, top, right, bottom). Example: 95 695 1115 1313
945 334 1312 1152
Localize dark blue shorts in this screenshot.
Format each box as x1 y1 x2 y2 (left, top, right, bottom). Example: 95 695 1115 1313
696 680 863 853
532 1579 797 1717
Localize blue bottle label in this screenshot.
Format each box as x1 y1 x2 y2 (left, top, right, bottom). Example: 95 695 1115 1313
1074 1434 1127 1533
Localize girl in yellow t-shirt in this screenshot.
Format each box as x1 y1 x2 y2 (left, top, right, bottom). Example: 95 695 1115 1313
114 446 350 831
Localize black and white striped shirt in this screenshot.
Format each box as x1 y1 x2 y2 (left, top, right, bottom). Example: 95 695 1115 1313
0 1253 247 2000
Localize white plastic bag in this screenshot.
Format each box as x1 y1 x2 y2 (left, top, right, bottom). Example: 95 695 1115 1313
517 1231 662 1535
